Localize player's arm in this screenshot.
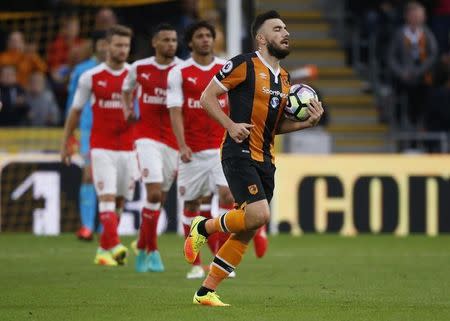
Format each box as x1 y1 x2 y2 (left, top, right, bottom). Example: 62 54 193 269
201 80 253 143
61 109 82 165
61 72 91 165
169 107 192 162
167 66 192 163
121 63 137 122
204 56 254 143
276 99 324 134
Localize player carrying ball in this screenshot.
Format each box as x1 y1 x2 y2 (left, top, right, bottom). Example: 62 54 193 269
184 11 324 306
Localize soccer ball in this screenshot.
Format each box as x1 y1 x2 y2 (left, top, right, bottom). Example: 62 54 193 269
284 84 318 121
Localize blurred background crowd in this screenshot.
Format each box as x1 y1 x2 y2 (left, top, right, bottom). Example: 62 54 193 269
0 0 448 153
346 0 450 143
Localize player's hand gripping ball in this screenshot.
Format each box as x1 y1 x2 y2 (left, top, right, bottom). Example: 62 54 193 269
284 83 318 121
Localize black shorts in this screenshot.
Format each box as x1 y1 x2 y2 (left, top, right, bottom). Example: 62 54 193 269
222 157 276 206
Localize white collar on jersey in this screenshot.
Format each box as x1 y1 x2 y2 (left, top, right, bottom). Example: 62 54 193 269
255 50 280 81
150 56 182 69
189 57 220 71
101 62 128 75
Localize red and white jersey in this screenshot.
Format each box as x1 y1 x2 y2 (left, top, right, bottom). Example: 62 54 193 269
167 57 228 152
72 62 132 151
122 56 182 149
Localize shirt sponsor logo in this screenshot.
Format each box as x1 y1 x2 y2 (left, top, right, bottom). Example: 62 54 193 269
143 93 166 105
98 92 123 109
142 87 167 105
154 87 166 96
187 98 226 109
262 86 288 98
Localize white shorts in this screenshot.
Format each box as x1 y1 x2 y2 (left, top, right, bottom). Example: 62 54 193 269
135 138 178 192
177 149 228 201
91 148 139 200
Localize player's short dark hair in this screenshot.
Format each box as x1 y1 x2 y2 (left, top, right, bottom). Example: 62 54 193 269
152 23 176 38
184 20 216 49
251 10 282 39
106 24 133 41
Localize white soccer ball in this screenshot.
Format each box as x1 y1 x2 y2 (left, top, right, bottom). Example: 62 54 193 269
284 83 318 121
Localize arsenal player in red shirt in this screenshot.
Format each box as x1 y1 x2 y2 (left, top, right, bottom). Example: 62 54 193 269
61 25 138 267
122 23 182 273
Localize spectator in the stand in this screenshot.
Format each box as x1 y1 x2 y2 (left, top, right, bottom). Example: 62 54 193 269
25 71 60 127
48 16 87 117
0 65 29 126
203 9 227 58
346 0 404 37
47 16 84 82
426 75 450 132
431 0 450 54
94 7 118 32
176 0 199 58
388 1 438 127
0 31 47 87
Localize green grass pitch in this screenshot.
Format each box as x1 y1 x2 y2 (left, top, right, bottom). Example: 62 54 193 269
0 234 449 321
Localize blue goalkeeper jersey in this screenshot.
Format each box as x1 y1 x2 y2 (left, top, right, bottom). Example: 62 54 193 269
66 57 98 130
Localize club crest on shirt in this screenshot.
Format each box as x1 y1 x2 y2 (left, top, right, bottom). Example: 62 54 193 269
97 181 104 191
179 186 186 196
270 96 280 109
248 184 258 195
142 168 149 177
222 61 233 74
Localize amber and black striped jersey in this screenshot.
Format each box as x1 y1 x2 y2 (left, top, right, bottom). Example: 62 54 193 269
214 51 290 163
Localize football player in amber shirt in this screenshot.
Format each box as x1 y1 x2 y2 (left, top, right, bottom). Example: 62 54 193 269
184 11 324 306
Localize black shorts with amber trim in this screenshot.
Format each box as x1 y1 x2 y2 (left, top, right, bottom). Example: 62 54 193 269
222 157 275 206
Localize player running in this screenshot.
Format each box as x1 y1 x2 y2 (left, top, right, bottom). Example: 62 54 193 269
184 11 324 306
61 25 138 267
166 21 237 279
122 23 182 273
66 30 108 241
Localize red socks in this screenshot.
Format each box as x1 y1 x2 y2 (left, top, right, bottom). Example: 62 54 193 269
99 211 120 250
138 207 161 252
253 225 268 258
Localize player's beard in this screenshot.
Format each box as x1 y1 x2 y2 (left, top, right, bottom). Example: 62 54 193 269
162 51 176 59
267 40 290 59
110 55 126 65
194 44 212 56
